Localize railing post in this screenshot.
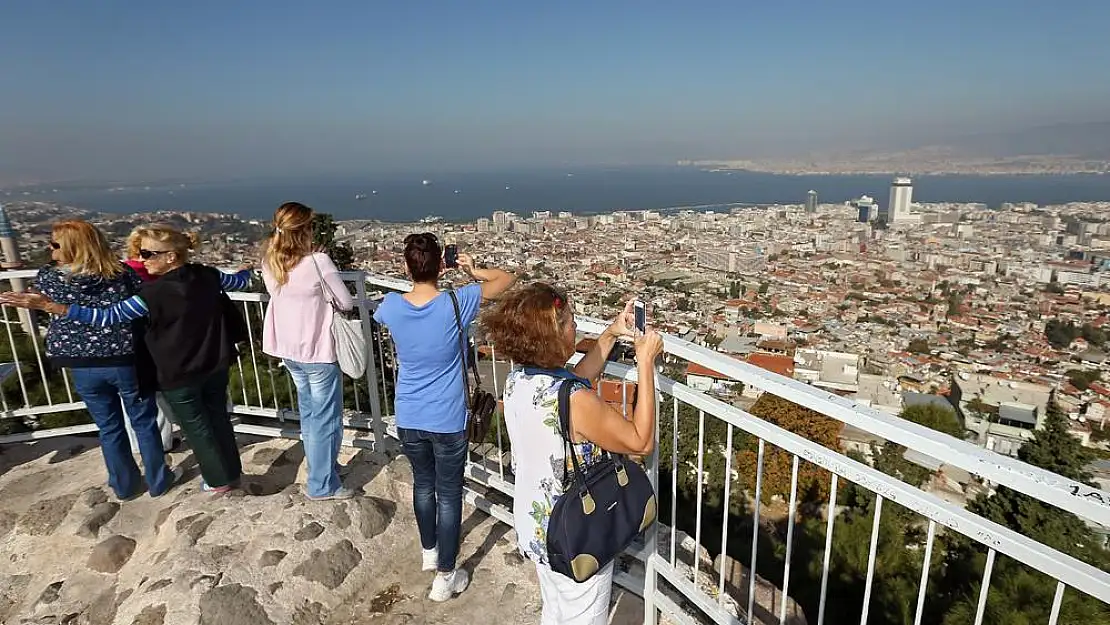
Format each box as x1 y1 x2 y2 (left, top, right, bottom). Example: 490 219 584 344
643 554 659 625
354 275 386 449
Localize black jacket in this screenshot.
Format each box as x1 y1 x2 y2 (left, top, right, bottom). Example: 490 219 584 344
140 264 247 390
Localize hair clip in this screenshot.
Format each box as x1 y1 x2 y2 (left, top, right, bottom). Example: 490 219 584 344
553 296 564 309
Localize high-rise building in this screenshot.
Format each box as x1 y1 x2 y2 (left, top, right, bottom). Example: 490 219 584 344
476 218 491 233
889 177 913 222
805 190 818 214
853 195 876 223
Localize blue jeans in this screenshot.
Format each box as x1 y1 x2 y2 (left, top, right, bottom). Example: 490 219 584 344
284 360 344 497
398 427 467 572
71 365 171 499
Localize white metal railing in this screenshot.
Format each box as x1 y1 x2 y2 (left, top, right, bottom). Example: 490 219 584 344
3 267 1110 625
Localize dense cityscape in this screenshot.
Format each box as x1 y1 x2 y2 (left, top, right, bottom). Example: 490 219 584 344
7 176 1110 466
4 176 1110 623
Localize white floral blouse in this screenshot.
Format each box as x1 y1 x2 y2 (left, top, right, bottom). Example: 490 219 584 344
502 368 604 566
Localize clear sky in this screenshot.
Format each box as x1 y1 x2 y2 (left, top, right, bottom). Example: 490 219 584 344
2 0 1109 182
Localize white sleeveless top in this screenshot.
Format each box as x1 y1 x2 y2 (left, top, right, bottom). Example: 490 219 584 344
503 368 604 565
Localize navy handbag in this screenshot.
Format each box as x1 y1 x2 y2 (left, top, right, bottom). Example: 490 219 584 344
545 379 657 582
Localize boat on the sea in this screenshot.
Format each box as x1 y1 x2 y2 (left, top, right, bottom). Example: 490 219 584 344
419 215 442 224
355 193 368 200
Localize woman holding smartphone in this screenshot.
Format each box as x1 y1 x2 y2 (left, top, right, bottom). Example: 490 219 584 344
481 288 662 625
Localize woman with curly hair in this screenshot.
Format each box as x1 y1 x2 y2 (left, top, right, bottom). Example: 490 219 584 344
480 284 662 625
372 232 515 602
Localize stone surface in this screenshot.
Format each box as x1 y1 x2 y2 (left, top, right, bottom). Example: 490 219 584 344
198 584 274 625
355 496 395 539
0 435 653 625
131 603 166 625
87 535 137 573
18 494 77 535
37 580 65 605
331 505 351 530
0 511 16 538
294 521 324 541
292 540 362 590
259 549 287 568
82 488 108 508
76 502 119 539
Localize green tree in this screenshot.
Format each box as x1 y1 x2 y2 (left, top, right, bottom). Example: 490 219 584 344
939 395 1110 624
311 213 355 270
1067 368 1101 391
736 394 840 505
1045 319 1080 349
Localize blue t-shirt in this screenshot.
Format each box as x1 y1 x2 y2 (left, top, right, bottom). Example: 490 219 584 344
373 284 482 433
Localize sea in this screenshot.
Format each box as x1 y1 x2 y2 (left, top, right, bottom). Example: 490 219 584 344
5 168 1110 222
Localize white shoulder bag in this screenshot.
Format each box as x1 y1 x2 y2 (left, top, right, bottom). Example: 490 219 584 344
310 254 368 378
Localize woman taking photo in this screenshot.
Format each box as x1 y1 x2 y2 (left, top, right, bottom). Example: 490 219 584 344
261 201 354 501
373 232 515 602
481 285 663 625
2 224 252 495
32 219 174 500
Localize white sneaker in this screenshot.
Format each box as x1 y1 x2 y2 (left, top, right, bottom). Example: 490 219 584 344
428 569 469 602
422 548 438 572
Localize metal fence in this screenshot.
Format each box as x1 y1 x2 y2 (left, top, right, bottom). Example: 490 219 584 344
3 267 1110 625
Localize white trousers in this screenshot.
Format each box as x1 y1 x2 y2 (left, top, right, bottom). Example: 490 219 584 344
535 562 614 625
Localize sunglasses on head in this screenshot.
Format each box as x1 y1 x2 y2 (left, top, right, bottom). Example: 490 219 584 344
139 249 170 260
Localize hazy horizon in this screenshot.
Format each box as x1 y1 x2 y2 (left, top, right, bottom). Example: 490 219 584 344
4 1 1109 184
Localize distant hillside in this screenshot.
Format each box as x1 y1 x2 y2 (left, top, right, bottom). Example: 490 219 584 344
940 121 1110 159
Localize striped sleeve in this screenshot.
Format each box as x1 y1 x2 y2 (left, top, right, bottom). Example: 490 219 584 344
219 269 251 292
64 295 149 326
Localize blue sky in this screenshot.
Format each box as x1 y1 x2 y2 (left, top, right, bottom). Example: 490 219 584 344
2 1 1108 182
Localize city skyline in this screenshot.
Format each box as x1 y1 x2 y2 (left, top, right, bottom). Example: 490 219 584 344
3 1 1110 182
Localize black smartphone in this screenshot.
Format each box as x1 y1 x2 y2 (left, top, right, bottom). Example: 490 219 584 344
634 300 647 334
444 244 459 268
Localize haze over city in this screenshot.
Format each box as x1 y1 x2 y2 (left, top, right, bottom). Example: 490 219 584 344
4 1 1110 183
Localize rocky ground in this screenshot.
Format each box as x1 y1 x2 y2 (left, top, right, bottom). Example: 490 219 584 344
0 435 648 625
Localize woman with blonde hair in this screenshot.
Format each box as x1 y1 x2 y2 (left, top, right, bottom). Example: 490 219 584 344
2 223 252 494
261 201 355 500
481 285 662 624
31 220 175 500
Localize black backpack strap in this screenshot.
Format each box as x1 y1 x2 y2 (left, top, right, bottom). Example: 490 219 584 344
448 289 483 387
448 290 473 409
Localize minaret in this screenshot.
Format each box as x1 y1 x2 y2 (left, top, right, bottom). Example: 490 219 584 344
0 203 36 335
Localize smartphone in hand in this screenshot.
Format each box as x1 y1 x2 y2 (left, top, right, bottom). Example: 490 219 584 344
444 244 459 269
633 300 647 335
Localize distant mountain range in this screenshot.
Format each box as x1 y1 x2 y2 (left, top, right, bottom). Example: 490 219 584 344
680 121 1110 175
939 121 1110 159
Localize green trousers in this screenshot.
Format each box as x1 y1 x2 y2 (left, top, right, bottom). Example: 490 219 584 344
162 368 241 488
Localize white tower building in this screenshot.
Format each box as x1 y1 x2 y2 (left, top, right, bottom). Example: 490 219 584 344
889 177 913 222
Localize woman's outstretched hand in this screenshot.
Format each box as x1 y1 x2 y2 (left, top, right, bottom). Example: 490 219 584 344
605 299 637 340
0 292 54 311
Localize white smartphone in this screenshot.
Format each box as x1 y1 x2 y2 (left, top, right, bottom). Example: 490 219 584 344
633 300 647 335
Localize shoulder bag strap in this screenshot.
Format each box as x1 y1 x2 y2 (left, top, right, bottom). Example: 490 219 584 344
447 288 484 387
309 254 341 312
557 378 586 485
448 289 474 409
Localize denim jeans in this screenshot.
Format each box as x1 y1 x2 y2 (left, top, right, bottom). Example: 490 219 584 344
71 365 171 499
161 368 241 488
284 360 344 497
398 427 467 572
